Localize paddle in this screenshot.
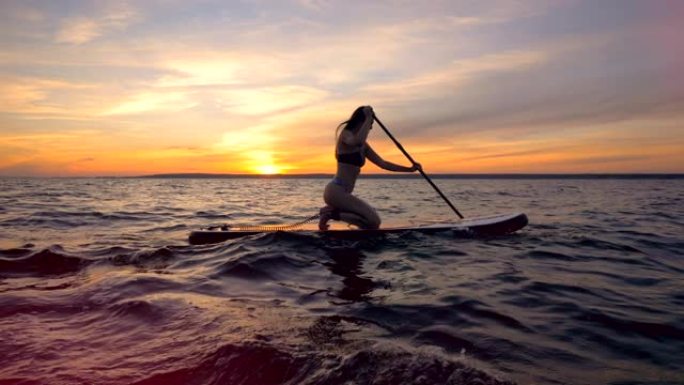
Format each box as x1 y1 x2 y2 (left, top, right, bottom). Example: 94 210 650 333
373 115 464 219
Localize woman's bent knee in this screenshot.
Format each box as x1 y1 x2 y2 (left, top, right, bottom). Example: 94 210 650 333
367 220 381 229
367 211 381 229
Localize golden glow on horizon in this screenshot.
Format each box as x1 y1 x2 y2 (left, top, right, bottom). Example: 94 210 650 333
254 164 281 175
1 116 683 176
245 150 290 175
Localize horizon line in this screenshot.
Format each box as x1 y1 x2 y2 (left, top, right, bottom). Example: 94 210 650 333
2 172 683 179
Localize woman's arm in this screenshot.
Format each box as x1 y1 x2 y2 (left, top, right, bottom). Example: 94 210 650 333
365 145 421 172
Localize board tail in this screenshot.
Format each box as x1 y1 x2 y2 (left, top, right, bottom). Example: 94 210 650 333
465 213 528 236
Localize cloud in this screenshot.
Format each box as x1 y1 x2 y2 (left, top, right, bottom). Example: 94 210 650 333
103 91 197 116
6 4 46 22
215 85 329 116
360 50 547 104
359 28 684 144
55 2 139 45
567 154 653 165
296 0 331 11
0 77 95 116
0 160 51 177
156 55 247 87
461 148 559 162
55 18 101 44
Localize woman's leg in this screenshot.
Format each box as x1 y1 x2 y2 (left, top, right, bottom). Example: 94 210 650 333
339 211 376 229
323 183 381 229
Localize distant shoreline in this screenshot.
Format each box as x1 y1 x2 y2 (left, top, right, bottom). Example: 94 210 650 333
2 173 683 179
138 173 684 179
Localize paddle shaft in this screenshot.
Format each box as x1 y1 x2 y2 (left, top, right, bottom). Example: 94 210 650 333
373 115 464 219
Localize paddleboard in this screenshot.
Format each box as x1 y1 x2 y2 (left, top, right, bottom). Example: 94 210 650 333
188 212 528 245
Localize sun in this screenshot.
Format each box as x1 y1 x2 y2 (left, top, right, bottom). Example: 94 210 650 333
255 164 281 175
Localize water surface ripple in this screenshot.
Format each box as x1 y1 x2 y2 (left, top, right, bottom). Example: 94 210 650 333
0 177 682 385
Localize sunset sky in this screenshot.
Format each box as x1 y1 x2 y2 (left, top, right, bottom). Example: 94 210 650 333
1 0 682 176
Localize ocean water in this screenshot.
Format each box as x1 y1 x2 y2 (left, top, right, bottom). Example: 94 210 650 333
0 177 682 385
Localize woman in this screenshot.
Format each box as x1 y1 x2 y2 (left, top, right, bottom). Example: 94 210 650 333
319 105 421 230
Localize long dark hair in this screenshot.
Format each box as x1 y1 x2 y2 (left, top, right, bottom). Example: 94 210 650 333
335 106 367 139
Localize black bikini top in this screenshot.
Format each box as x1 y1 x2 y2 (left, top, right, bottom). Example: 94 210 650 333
336 146 366 167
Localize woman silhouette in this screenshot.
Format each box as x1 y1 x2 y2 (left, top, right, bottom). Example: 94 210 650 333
319 106 421 230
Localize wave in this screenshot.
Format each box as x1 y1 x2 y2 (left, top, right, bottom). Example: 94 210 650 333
106 299 169 323
211 249 313 281
0 246 91 277
131 341 515 385
109 246 178 269
575 308 684 342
